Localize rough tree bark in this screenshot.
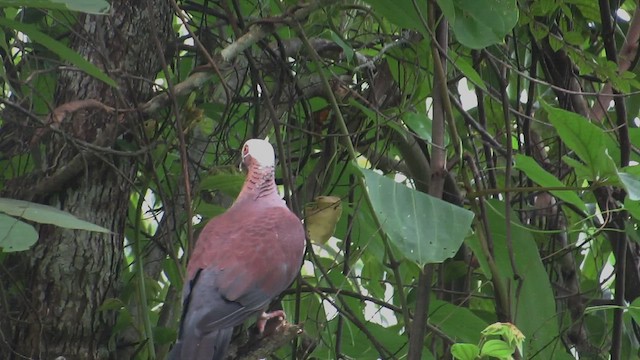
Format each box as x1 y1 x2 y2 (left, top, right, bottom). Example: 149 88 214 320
0 1 172 359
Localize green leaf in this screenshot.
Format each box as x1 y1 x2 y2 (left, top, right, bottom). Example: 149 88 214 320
530 0 558 15
629 298 640 325
454 56 487 91
451 343 480 360
153 326 177 345
563 30 584 46
549 35 563 52
626 197 640 221
0 18 117 87
566 0 600 21
430 298 488 344
363 0 428 35
197 169 245 199
480 339 513 358
436 0 456 23
402 111 432 142
484 200 566 359
0 198 110 233
561 156 592 180
360 168 474 266
98 297 126 311
0 214 39 252
618 166 640 201
329 30 353 63
446 0 519 49
481 322 525 351
0 0 110 14
544 104 619 182
514 154 586 210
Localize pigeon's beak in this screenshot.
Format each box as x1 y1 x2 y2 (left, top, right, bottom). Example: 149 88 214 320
239 153 248 172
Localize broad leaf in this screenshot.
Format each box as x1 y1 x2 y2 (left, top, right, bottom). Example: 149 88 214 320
619 166 640 201
514 154 586 210
451 343 480 360
0 18 117 87
0 214 38 252
626 197 640 221
441 0 519 49
484 199 572 359
0 0 110 14
0 198 110 233
430 298 488 344
363 0 428 35
480 339 513 358
197 168 245 199
402 111 432 142
544 104 619 182
360 168 474 266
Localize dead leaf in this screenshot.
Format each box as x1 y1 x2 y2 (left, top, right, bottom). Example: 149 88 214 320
304 196 342 244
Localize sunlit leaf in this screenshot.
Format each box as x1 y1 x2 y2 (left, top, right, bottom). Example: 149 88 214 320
451 343 480 360
480 339 514 358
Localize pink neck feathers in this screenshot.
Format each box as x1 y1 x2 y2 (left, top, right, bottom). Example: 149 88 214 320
237 162 279 202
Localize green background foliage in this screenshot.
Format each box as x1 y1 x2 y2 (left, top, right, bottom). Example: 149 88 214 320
1 0 640 359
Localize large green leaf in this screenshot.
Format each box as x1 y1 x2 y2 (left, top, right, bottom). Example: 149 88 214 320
626 197 640 221
439 0 518 49
0 18 117 87
0 214 39 252
514 154 586 210
0 0 110 14
197 169 245 199
480 339 514 358
363 0 428 35
484 199 572 360
619 165 640 201
430 298 488 344
544 104 619 182
402 111 432 142
451 343 480 360
360 168 474 266
0 198 110 233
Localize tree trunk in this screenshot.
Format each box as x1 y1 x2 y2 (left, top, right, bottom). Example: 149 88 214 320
0 1 172 359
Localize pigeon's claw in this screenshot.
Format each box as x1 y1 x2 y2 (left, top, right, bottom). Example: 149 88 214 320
257 310 286 333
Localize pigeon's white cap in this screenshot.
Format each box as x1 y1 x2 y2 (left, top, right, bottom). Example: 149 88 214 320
242 139 275 167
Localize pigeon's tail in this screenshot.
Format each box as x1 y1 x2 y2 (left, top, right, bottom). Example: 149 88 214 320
167 327 233 360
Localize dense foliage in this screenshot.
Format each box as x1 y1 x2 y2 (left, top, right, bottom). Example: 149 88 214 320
1 0 640 359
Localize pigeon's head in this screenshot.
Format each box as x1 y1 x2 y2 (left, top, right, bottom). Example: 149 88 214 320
241 139 275 169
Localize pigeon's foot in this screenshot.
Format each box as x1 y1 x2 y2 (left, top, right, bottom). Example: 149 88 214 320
257 310 286 333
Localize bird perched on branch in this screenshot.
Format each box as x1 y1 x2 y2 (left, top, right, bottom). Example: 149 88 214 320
169 139 306 360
